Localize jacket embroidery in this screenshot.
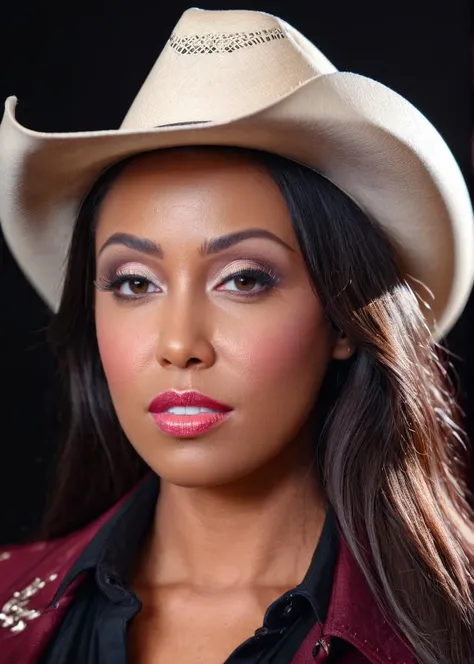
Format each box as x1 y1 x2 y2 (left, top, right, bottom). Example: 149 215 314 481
0 574 58 633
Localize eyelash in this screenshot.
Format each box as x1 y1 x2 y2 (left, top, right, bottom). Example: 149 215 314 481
94 267 279 301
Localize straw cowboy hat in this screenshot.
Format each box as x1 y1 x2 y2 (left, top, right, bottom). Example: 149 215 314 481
0 8 473 339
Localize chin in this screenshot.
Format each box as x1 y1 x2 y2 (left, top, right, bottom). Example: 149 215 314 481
153 465 250 489
144 448 263 489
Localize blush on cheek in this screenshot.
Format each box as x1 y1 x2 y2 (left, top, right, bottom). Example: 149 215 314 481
95 312 157 393
232 310 329 388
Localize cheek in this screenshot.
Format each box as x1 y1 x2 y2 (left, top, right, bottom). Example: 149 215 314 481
222 300 330 389
95 302 157 393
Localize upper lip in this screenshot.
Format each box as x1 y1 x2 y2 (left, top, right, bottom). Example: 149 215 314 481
148 390 233 414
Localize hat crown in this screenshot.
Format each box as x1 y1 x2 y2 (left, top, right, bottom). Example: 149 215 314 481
121 8 337 129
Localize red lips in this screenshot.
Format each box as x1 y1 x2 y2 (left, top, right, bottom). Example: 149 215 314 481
148 390 233 438
148 390 232 414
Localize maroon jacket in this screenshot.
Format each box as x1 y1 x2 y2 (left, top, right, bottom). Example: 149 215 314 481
0 490 416 664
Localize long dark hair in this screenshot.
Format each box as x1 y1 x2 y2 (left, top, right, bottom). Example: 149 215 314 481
42 147 474 663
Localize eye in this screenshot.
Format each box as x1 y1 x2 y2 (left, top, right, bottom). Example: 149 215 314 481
217 268 278 295
117 277 158 296
94 273 160 299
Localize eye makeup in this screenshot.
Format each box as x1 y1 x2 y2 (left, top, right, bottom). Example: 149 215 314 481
211 258 280 297
95 262 160 284
95 257 282 301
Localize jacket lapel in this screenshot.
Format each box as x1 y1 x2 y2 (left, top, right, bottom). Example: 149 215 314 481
291 532 418 663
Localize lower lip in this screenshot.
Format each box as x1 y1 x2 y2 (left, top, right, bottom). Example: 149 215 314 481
150 412 231 438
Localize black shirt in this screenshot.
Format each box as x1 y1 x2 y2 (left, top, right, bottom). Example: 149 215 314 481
41 473 341 664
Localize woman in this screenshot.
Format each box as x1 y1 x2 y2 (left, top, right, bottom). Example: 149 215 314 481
0 8 473 664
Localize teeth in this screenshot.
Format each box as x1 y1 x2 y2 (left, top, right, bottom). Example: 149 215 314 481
166 406 217 415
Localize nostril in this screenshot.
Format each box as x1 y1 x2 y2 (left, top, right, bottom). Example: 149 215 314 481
186 357 202 367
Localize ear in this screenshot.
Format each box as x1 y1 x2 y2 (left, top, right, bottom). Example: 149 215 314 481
331 330 357 361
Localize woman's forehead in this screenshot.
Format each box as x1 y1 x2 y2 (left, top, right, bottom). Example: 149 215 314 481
94 148 299 248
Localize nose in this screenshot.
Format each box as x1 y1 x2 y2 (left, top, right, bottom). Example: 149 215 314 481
155 294 216 370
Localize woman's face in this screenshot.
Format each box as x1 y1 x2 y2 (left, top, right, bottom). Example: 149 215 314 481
94 149 346 487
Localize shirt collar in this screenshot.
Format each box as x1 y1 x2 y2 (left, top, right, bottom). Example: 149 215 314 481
296 504 339 606
51 472 159 607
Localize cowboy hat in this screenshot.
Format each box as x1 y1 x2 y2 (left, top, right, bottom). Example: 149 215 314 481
0 8 473 340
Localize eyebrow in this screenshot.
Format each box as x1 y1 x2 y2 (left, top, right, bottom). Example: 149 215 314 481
98 229 295 258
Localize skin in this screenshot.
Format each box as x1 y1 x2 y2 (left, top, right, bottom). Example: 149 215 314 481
94 148 354 664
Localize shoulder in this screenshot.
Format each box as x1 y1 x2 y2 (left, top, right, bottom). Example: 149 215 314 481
0 532 88 663
0 473 155 626
323 530 418 664
0 527 94 620
0 476 154 662
0 493 128 664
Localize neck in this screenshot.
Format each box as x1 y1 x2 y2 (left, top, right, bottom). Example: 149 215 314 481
135 446 326 591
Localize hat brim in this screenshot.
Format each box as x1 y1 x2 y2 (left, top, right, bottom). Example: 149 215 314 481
1 71 473 340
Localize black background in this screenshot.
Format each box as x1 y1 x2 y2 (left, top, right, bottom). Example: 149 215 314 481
0 0 472 544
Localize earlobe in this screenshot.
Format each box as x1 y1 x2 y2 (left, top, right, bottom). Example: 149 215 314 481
331 335 356 361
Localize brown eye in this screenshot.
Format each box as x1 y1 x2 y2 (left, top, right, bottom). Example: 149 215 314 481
116 277 157 296
127 278 151 294
234 275 257 291
217 268 278 296
94 271 160 299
